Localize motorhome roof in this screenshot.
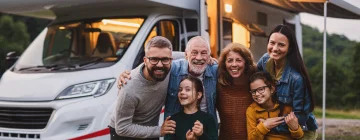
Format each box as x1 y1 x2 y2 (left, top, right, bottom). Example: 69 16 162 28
1 0 359 19
0 0 199 20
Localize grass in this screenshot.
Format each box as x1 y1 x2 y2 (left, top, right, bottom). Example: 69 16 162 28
317 135 360 140
313 107 360 119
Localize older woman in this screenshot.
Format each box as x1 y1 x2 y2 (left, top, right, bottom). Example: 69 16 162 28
217 43 256 140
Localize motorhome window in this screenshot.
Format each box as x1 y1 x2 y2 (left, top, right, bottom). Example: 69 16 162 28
50 30 72 56
257 12 267 26
180 36 196 52
44 18 144 64
15 18 145 72
223 19 232 48
144 20 179 51
185 18 198 32
232 22 251 48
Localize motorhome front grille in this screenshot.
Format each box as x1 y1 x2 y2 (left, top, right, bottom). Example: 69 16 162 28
0 107 53 129
0 132 40 139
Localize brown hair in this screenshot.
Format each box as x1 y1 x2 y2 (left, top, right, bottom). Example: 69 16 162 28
218 43 256 86
145 36 173 55
249 72 277 103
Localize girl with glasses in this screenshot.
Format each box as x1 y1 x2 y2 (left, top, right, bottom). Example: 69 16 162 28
246 72 304 140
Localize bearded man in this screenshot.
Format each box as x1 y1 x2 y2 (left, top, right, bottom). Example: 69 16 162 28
109 36 176 140
164 36 218 121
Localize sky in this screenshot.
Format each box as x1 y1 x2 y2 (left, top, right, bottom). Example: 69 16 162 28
300 0 360 41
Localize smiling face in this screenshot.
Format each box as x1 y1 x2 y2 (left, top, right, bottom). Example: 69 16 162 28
144 47 172 81
185 38 210 76
178 79 202 108
225 51 246 78
250 79 274 105
267 32 289 62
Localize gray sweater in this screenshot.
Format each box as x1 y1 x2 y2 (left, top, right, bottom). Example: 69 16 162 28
109 64 169 138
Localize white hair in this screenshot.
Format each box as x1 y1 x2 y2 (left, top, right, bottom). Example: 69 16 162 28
185 36 211 54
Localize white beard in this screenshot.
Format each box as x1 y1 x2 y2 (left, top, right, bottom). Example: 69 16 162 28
189 64 207 75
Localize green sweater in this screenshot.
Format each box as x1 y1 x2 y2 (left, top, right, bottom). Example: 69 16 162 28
167 110 218 140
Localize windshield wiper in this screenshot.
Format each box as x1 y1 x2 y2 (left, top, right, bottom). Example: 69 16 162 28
18 64 58 71
18 64 76 71
77 57 104 67
18 57 113 71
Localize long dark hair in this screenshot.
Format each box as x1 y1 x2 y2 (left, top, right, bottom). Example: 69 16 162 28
249 72 277 103
179 76 204 109
269 24 315 111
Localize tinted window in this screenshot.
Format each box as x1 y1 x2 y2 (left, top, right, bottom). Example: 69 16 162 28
185 19 198 32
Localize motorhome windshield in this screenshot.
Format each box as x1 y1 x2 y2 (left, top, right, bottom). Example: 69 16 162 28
14 18 144 72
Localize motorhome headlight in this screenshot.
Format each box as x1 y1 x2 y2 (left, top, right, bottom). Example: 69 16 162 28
56 78 116 99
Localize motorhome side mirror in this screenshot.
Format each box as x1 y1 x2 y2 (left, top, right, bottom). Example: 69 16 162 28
5 51 19 69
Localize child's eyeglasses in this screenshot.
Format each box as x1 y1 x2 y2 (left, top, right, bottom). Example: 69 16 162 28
249 86 269 95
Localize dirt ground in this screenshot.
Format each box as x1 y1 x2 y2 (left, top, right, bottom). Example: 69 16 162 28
316 118 360 140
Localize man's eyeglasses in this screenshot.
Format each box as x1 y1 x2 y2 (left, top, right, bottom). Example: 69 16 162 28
249 86 269 95
146 57 173 65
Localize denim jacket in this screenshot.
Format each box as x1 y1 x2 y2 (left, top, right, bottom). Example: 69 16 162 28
257 53 318 132
164 59 218 122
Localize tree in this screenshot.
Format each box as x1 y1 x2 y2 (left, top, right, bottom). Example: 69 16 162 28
302 24 358 109
351 43 360 109
0 15 30 77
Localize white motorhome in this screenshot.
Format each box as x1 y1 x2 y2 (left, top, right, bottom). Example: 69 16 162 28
0 0 359 139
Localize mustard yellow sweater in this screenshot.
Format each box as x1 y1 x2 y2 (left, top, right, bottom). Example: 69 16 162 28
246 102 304 140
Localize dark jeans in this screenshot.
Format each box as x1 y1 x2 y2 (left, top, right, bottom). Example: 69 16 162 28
109 126 159 140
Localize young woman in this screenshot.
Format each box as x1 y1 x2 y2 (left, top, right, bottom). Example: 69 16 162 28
167 76 218 140
257 24 318 139
247 72 304 140
217 43 256 139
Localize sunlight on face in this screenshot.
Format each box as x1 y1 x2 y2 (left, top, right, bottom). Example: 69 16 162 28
267 32 289 62
186 39 210 75
178 79 201 107
250 79 272 105
225 51 245 78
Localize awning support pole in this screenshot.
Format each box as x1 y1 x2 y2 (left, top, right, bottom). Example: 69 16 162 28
322 1 328 140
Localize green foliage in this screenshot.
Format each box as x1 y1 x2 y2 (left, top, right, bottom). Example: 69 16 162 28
313 108 360 119
302 24 359 110
0 15 30 76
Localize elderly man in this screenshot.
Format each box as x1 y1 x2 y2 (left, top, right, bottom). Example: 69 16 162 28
117 35 218 124
109 36 176 140
164 36 217 120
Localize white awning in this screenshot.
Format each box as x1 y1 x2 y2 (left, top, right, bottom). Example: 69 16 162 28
256 0 360 19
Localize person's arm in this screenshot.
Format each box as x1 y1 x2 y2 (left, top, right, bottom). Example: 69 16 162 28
199 116 218 140
292 77 310 125
289 125 304 139
246 107 268 140
257 54 265 71
114 89 161 138
285 112 304 139
272 77 310 133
